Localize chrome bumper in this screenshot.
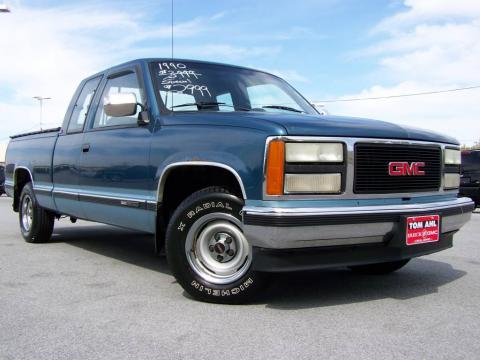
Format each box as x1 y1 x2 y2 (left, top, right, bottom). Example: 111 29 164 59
242 197 474 249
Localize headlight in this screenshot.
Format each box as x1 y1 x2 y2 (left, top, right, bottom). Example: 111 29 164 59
444 173 460 189
444 149 461 165
265 139 345 196
284 173 341 193
285 142 343 163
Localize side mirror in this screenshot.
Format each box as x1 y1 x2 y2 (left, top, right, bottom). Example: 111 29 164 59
137 110 150 126
104 93 138 117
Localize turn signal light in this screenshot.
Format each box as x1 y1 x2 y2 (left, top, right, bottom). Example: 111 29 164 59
266 140 285 195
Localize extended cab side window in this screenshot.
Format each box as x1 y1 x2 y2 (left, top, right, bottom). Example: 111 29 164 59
67 76 102 133
93 72 143 129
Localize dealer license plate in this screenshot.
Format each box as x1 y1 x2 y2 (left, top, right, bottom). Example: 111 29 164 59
406 215 440 246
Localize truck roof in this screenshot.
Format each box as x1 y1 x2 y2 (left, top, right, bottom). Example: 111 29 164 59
87 58 276 79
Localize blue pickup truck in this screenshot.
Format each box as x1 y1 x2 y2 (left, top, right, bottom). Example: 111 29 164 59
4 59 474 303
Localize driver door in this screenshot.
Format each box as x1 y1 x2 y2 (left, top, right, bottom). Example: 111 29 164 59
77 67 156 232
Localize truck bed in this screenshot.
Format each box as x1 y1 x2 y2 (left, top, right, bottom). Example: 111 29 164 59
9 127 61 139
5 127 61 207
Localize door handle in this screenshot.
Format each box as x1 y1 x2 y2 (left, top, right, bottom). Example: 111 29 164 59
82 143 90 152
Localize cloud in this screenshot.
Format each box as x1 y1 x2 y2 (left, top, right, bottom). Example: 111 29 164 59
328 81 480 144
254 26 326 41
185 44 282 60
122 13 226 46
329 0 480 145
374 0 480 33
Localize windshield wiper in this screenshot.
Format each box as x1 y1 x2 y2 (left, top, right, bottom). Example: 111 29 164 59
171 102 251 111
171 101 224 109
262 105 305 113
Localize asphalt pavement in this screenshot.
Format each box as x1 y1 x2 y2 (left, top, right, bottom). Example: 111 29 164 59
0 195 479 360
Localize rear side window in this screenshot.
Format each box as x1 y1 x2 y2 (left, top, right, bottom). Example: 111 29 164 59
67 77 102 133
93 72 143 129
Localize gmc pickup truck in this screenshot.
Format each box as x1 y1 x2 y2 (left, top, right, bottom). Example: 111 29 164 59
4 59 474 303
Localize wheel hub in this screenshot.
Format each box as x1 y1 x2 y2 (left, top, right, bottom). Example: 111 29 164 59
214 242 225 254
209 232 236 263
21 195 33 232
185 213 252 285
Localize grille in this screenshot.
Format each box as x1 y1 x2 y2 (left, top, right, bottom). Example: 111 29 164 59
354 143 441 194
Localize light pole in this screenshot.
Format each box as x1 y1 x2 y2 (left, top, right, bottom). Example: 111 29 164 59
33 96 51 131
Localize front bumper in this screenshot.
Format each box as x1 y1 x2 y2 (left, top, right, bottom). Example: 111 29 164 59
242 197 474 271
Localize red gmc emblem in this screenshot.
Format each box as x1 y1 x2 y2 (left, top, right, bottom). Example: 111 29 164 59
388 162 425 176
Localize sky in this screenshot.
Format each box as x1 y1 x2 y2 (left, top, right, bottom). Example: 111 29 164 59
0 0 479 160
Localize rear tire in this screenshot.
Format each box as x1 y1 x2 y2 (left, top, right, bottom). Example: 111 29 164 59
166 187 264 304
19 182 54 243
349 259 410 275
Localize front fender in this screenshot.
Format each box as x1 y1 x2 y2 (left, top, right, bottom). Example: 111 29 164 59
150 125 268 202
155 153 249 203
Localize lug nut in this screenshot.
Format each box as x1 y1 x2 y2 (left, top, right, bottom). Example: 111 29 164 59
209 245 214 252
225 237 232 244
217 255 224 262
227 249 234 256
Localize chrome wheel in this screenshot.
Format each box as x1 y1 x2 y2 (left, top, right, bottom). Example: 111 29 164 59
185 213 252 285
21 195 33 232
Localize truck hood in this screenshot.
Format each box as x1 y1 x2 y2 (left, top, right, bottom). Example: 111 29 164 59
164 112 459 145
241 113 459 145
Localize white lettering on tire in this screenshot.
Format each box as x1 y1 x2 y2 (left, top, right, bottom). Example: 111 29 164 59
185 201 233 220
190 278 254 296
178 222 186 232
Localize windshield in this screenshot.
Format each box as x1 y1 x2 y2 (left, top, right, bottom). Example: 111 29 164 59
151 61 317 114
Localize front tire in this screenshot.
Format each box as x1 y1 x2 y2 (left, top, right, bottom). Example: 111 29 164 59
166 187 264 304
19 182 54 243
349 259 410 275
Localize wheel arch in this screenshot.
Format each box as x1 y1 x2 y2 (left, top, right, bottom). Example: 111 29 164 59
13 166 34 212
154 161 248 253
157 161 247 203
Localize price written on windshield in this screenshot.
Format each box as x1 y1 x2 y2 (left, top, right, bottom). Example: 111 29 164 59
158 63 211 97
